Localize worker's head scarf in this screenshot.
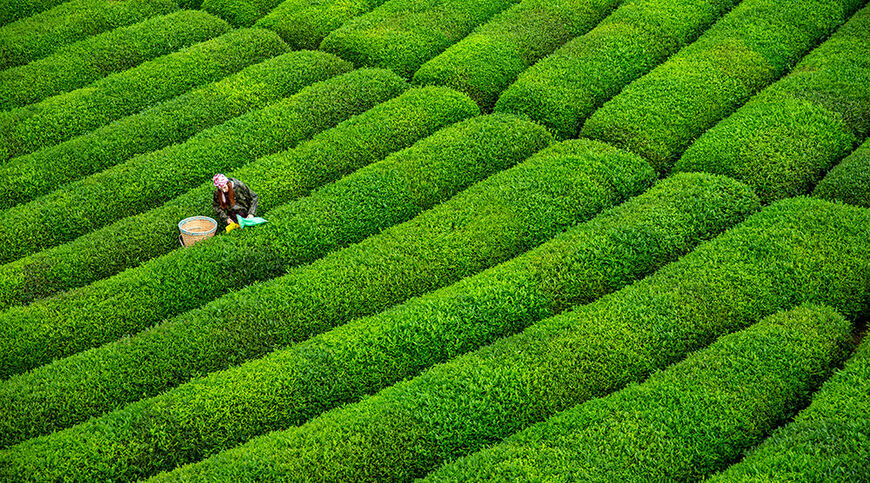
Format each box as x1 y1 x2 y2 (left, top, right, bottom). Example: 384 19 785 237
213 173 229 188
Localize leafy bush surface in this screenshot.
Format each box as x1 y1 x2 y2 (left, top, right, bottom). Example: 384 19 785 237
255 0 390 50
813 139 870 208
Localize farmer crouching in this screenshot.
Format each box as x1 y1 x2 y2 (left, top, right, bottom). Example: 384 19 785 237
212 173 258 230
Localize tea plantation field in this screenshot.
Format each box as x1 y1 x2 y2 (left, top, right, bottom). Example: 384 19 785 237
0 0 868 480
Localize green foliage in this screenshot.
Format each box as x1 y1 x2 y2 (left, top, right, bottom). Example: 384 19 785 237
413 0 621 109
581 0 862 173
0 11 229 111
814 139 870 208
495 0 740 139
710 335 870 482
0 68 404 267
255 0 389 50
0 27 287 161
0 172 768 481
143 197 870 482
320 0 521 78
426 305 853 481
0 50 351 212
202 0 295 27
0 0 64 26
0 0 178 70
0 87 477 419
675 5 870 203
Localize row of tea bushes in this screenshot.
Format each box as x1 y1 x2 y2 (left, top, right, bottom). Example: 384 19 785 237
0 68 403 266
202 0 288 27
144 197 870 482
0 0 178 70
0 172 763 480
675 4 870 203
0 10 229 111
413 0 622 109
581 0 865 173
254 0 388 50
0 84 473 313
0 87 475 396
495 0 741 139
0 27 286 161
814 139 870 208
320 0 521 78
0 0 65 26
0 50 350 213
425 305 853 481
0 127 654 448
710 334 870 482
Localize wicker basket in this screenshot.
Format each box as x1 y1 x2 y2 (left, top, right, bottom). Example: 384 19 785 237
178 216 217 247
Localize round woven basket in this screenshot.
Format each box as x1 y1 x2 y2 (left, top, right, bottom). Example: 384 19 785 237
178 216 217 247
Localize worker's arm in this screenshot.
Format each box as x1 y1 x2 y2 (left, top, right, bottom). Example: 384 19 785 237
212 195 230 225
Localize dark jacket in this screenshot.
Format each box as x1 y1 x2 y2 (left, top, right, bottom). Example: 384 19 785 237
212 178 258 225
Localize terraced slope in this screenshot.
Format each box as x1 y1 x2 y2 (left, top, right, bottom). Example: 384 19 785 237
2 0 868 480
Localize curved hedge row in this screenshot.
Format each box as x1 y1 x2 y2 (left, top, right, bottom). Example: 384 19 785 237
0 86 474 387
710 334 870 482
0 172 762 480
0 27 287 161
412 0 621 109
0 0 178 70
0 85 475 313
320 0 521 78
0 50 351 213
675 5 870 203
0 10 229 111
0 122 649 446
0 0 65 27
425 305 853 481
202 0 288 27
255 0 388 50
0 68 404 266
494 0 741 139
144 196 870 482
814 139 870 208
581 0 865 173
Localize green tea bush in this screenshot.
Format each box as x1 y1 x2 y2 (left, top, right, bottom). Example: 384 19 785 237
710 335 870 482
0 0 178 70
0 10 229 111
0 86 474 388
426 305 853 481
581 0 865 173
675 5 870 203
814 139 870 208
0 0 65 26
0 172 764 480
255 0 389 50
1 125 658 448
495 0 741 139
320 0 521 78
0 50 350 212
412 0 621 109
0 68 403 266
202 0 291 27
144 197 870 482
0 27 286 161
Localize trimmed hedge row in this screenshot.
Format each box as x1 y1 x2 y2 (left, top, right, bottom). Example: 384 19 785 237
0 50 351 213
0 86 474 387
0 0 178 70
320 0 521 78
710 334 870 482
0 10 229 111
425 305 853 481
675 4 870 204
255 0 388 50
495 0 741 139
0 125 653 446
412 0 621 109
0 0 65 27
0 68 404 266
0 27 287 161
581 0 865 173
0 172 762 480
814 139 870 208
0 85 473 313
202 0 286 27
144 196 870 482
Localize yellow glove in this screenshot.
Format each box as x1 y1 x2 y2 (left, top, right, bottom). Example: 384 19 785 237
225 222 240 233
